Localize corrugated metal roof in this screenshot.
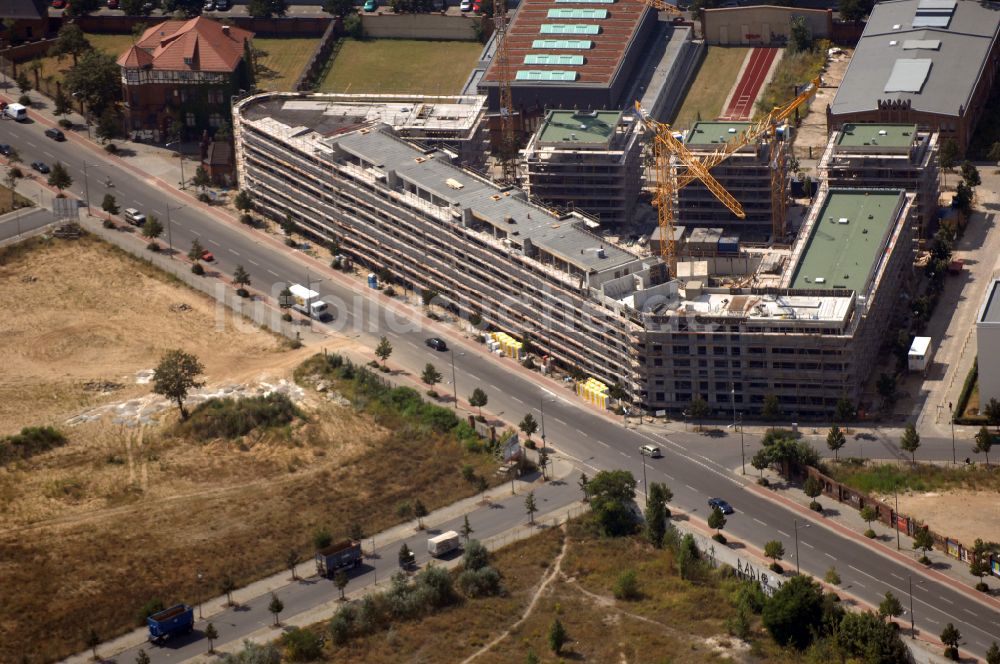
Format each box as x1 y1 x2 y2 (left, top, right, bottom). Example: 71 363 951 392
540 23 602 34
884 58 932 92
524 53 586 65
516 70 579 81
912 15 950 27
531 39 594 48
901 38 940 49
917 0 955 10
547 8 608 18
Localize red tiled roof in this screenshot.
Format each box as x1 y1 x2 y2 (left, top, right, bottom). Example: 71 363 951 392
118 17 254 73
482 0 650 87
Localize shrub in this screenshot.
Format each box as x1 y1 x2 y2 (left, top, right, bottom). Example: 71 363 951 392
285 237 297 247
281 626 323 661
197 192 211 203
613 569 640 600
191 263 205 275
864 529 876 539
457 566 502 598
240 213 254 226
236 287 249 298
282 312 293 322
134 597 165 625
809 501 822 512
177 393 300 440
102 218 115 229
58 118 73 129
147 241 160 252
104 143 117 154
0 426 69 464
384 286 396 297
18 94 30 106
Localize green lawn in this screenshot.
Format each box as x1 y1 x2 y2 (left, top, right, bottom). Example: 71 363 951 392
36 33 137 87
670 46 749 130
318 39 483 95
253 37 320 91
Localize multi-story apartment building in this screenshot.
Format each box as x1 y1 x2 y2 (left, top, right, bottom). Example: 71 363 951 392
117 17 254 140
234 93 916 418
819 123 939 236
676 121 775 240
522 109 643 226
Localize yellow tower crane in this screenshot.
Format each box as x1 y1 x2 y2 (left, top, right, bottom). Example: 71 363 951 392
494 0 517 185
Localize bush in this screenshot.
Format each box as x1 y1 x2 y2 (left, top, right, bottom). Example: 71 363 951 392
613 569 640 600
282 312 293 322
134 597 165 625
18 94 30 106
102 218 115 229
281 626 324 661
240 213 254 226
58 118 73 129
757 477 769 487
197 192 211 203
177 393 300 440
285 237 297 247
864 529 876 539
384 286 396 297
147 241 160 252
0 426 69 464
457 566 502 598
809 501 822 512
191 262 205 275
104 143 118 154
236 287 249 298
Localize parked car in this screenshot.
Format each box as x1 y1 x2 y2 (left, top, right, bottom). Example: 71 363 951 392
203 0 215 10
460 0 471 10
473 0 481 11
0 144 12 157
215 0 230 9
425 337 448 352
363 0 377 10
44 128 66 141
200 249 215 262
107 0 119 8
708 498 734 515
31 161 50 174
50 0 66 8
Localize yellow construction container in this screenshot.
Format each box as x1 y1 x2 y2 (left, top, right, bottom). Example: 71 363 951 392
490 332 524 359
576 377 608 410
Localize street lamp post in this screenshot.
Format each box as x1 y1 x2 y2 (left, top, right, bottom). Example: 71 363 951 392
640 446 648 507
165 204 184 258
450 348 458 411
304 268 323 332
949 401 956 465
794 520 800 574
166 139 186 189
197 570 204 619
894 483 900 550
83 161 91 216
730 383 736 430
739 413 746 475
539 396 547 444
908 575 915 639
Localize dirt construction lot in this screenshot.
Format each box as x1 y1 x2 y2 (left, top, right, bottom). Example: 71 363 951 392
0 235 493 662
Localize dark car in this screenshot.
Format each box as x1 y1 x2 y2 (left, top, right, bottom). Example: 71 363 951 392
215 0 230 9
0 144 11 157
44 128 66 141
425 337 448 352
31 161 50 174
708 498 734 515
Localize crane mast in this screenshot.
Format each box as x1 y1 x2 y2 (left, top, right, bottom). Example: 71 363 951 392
494 0 517 185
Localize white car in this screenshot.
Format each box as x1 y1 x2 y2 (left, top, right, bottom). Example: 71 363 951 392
460 0 472 11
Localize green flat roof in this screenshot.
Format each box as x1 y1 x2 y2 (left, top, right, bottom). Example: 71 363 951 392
790 189 905 293
685 121 751 146
836 123 918 149
537 109 621 145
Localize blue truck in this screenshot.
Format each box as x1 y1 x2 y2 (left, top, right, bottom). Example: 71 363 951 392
147 604 195 644
315 539 363 577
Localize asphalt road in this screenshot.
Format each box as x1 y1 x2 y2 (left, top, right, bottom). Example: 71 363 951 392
0 206 57 242
3 118 998 659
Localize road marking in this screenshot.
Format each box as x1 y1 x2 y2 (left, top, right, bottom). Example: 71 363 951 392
267 269 279 277
777 530 790 538
619 451 630 458
511 396 524 404
891 573 904 581
554 417 566 426
753 518 767 527
207 239 221 246
248 259 259 266
685 484 697 492
937 596 953 604
26 141 36 148
191 229 201 236
595 439 610 448
925 617 939 625
801 541 814 549
848 565 883 584
824 552 836 560
466 373 480 382
44 151 55 159
663 474 674 480
963 608 977 617
229 249 240 256
854 581 866 588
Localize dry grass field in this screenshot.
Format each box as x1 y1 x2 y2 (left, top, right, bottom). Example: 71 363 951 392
0 236 494 662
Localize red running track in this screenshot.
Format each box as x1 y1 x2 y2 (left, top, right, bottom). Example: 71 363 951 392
721 47 779 121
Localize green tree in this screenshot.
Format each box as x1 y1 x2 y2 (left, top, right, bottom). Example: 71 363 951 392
398 542 414 568
322 0 354 15
334 569 349 599
877 373 897 406
878 591 903 622
232 264 251 292
538 449 550 480
835 397 856 428
985 398 1000 432
940 622 961 660
526 651 540 664
613 569 640 600
788 15 813 52
469 387 488 418
900 423 920 465
221 575 236 606
15 70 31 95
860 505 878 537
286 549 300 580
152 349 205 419
421 363 442 388
375 336 393 367
548 618 567 655
47 161 72 194
65 0 102 15
836 611 910 663
761 574 824 649
96 105 121 144
65 50 119 116
163 0 204 15
587 470 637 536
188 238 206 263
970 540 990 590
413 498 428 529
142 214 163 241
954 182 973 213
85 628 100 659
708 505 727 541
826 425 847 461
975 426 993 466
803 476 822 510
824 566 841 585
644 496 667 548
101 193 119 221
281 627 324 660
5 165 23 192
764 540 785 570
838 0 871 22
578 472 589 501
524 491 538 524
913 527 934 564
268 592 284 626
751 448 770 478
247 0 288 17
233 190 253 211
762 394 781 422
519 413 538 440
50 23 92 67
204 622 218 652
689 396 709 430
986 642 1000 664
313 527 332 550
961 160 981 189
192 165 211 190
136 649 151 664
940 138 959 172
460 514 474 542
53 87 72 118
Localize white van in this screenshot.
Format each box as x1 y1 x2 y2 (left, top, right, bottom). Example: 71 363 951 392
3 103 28 122
640 444 662 458
427 530 461 557
124 208 147 226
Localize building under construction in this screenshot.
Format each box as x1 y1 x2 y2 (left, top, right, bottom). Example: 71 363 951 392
234 92 918 418
522 109 643 225
675 121 779 240
818 123 939 235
